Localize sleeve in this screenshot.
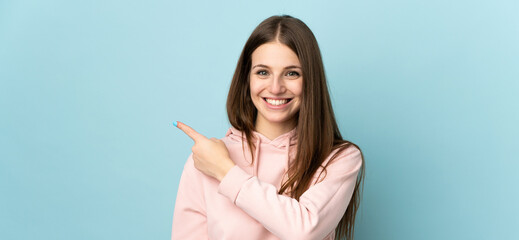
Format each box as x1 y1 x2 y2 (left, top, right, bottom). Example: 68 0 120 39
171 154 208 240
217 147 363 240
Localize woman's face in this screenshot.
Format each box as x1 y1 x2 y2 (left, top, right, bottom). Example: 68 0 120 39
249 42 303 129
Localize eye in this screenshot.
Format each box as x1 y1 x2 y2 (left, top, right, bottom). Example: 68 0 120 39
286 71 301 78
255 70 269 77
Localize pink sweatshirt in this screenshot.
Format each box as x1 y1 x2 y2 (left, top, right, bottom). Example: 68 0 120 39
171 127 362 240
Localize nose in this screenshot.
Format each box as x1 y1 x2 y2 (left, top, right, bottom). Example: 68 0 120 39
268 74 286 94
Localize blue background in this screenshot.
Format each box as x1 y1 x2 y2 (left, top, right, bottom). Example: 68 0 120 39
1 0 518 239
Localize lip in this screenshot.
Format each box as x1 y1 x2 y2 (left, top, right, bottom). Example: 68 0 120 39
262 97 293 109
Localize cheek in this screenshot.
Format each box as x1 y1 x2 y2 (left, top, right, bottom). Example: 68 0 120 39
249 78 263 97
249 82 262 110
289 80 303 97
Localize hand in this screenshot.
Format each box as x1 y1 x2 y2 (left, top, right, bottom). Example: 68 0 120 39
175 121 235 181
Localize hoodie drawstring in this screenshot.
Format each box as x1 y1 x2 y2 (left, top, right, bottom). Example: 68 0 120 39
285 137 291 171
253 137 261 177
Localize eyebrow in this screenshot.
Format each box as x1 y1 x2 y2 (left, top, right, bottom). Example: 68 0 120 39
252 64 302 69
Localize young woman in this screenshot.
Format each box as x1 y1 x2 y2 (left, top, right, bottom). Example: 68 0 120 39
172 15 364 240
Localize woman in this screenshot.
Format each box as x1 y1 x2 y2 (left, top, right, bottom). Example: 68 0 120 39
172 15 364 240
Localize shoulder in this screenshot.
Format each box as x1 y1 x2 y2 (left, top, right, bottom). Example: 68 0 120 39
323 142 363 176
181 153 198 176
310 142 363 184
182 153 207 179
220 127 244 145
331 141 362 163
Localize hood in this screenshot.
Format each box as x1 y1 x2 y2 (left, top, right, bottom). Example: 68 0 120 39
225 126 298 177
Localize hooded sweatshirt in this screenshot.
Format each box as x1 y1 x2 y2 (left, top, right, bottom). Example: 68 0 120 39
171 127 362 240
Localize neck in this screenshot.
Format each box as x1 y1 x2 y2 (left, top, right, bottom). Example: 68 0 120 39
254 117 296 140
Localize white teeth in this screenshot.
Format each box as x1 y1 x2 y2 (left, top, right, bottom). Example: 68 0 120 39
265 98 289 106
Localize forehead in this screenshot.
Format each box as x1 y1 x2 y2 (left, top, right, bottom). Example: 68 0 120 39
251 42 300 67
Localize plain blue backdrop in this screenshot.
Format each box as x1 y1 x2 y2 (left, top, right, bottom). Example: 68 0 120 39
1 0 518 239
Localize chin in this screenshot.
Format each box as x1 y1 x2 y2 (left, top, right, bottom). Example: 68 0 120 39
264 115 296 125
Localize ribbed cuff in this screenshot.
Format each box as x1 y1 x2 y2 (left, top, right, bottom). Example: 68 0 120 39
217 166 252 204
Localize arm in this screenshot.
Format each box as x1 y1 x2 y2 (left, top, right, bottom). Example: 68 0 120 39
171 155 208 240
217 147 362 240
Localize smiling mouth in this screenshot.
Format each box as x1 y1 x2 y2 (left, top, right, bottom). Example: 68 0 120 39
263 98 293 106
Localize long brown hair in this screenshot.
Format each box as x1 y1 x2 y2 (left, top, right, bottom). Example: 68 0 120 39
226 15 365 240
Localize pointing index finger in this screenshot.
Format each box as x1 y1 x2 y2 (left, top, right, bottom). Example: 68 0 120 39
175 121 207 142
